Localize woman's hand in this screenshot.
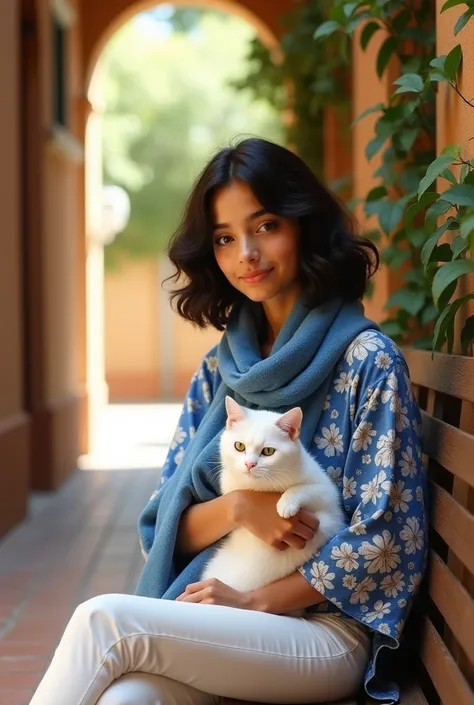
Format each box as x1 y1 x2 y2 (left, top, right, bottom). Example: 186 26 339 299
233 490 319 551
176 578 253 610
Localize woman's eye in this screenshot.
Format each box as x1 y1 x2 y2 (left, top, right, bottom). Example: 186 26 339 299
215 235 233 246
234 441 246 452
261 447 275 456
257 220 278 233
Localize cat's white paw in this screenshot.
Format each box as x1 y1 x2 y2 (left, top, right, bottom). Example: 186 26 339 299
277 496 301 519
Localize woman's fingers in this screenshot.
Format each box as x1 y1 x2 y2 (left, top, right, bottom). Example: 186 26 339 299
297 510 320 532
292 520 315 542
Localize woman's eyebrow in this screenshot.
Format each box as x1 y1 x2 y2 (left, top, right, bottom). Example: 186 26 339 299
213 209 267 231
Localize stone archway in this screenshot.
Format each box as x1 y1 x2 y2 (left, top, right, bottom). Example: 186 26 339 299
77 0 291 451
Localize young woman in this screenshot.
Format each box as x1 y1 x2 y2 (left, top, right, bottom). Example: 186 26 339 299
29 138 427 705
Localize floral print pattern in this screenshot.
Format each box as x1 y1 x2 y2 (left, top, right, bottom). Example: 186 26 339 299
156 329 427 704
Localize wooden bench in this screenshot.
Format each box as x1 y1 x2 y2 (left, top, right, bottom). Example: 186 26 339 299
224 348 474 705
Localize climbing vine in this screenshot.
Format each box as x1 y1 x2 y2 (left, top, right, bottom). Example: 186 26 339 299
239 0 474 352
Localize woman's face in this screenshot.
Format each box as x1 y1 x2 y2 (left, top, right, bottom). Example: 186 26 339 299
212 180 301 305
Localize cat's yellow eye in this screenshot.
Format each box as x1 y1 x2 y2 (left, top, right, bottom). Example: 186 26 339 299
234 441 246 452
261 447 275 456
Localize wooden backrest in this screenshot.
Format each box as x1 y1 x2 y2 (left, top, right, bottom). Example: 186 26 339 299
403 348 474 705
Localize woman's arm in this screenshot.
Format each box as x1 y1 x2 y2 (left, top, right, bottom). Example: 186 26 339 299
177 570 325 612
249 570 326 613
177 493 239 555
177 490 320 556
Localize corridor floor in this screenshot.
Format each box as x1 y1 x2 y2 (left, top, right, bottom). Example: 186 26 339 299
0 404 180 705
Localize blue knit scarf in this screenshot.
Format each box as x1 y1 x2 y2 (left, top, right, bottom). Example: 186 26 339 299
136 297 377 599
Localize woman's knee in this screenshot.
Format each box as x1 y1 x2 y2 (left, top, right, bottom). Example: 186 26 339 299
66 594 129 637
96 674 159 705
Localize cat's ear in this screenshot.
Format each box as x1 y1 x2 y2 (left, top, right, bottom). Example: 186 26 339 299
276 407 303 441
225 396 246 429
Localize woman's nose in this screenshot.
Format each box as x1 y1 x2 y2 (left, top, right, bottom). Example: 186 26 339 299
239 236 260 263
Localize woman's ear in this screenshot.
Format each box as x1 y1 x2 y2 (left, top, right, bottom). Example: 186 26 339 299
225 396 246 429
276 407 303 441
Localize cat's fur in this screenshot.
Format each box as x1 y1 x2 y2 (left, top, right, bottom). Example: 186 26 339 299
202 397 345 594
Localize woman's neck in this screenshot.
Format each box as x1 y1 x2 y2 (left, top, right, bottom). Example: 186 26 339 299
261 287 302 354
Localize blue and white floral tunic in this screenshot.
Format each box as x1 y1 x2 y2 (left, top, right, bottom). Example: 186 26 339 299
159 329 427 703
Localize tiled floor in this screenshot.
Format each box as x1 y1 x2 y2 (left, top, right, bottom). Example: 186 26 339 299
0 403 181 705
0 467 158 704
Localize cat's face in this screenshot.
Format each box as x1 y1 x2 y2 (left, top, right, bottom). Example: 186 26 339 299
220 397 303 488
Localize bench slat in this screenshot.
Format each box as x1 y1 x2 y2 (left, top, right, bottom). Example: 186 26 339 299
404 348 474 402
421 618 474 705
421 412 474 488
429 551 474 660
398 685 429 705
431 481 474 575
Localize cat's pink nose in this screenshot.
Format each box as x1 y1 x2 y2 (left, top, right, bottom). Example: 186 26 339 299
245 461 257 472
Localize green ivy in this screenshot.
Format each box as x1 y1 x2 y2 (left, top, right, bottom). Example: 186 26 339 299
314 0 438 349
238 0 474 353
232 2 351 180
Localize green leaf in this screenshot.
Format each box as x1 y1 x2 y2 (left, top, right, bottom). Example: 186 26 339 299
366 186 388 202
421 218 457 267
432 259 474 306
441 0 468 12
379 319 404 337
442 143 462 158
421 304 439 325
432 294 474 351
377 37 398 78
395 129 419 153
366 135 387 161
461 315 474 352
438 279 459 312
451 235 468 257
379 200 407 234
440 168 458 185
408 229 430 248
454 8 474 35
442 183 474 207
382 247 411 268
314 21 341 40
385 288 426 316
393 73 424 94
406 191 438 229
361 21 381 50
418 155 457 197
425 199 453 231
352 102 384 126
460 212 474 239
343 2 358 17
444 44 462 81
430 69 449 82
430 55 447 71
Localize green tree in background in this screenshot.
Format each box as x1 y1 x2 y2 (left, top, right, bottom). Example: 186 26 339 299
101 9 284 268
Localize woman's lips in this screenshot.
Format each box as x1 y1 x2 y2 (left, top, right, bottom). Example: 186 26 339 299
240 268 273 284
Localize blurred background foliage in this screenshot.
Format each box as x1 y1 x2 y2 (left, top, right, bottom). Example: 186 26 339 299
102 6 284 269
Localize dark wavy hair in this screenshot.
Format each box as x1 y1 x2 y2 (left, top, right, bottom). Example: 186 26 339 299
167 137 379 330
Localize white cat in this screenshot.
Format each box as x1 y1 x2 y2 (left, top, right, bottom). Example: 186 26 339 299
202 396 345 595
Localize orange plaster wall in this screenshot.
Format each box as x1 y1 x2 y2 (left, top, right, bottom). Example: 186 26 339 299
0 0 23 420
351 26 395 324
79 0 291 83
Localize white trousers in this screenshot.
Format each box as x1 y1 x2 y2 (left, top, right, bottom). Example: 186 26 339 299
29 593 371 705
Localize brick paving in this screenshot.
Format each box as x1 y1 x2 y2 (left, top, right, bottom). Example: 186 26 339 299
0 467 159 705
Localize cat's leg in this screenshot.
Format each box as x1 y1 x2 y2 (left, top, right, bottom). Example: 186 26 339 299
276 484 317 519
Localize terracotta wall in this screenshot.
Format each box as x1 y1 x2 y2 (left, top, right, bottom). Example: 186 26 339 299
104 258 220 401
351 27 401 324
0 0 30 537
27 0 84 490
